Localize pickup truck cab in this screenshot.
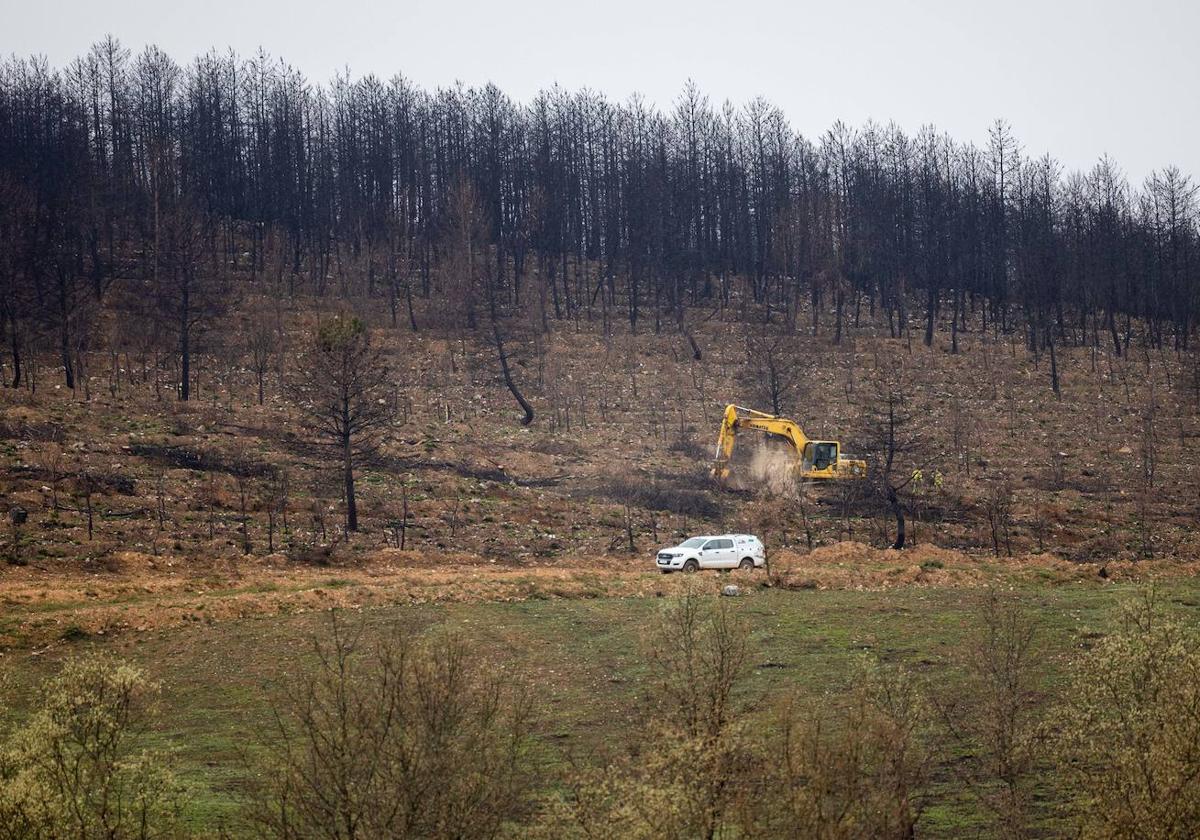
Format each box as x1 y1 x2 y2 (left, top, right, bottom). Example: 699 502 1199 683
656 534 765 573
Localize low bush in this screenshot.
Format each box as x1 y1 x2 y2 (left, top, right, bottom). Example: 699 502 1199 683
1053 591 1200 838
740 661 930 839
0 657 183 840
249 612 535 840
538 584 928 840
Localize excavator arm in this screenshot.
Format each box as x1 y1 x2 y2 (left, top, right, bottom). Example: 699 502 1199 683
713 404 809 480
712 404 865 482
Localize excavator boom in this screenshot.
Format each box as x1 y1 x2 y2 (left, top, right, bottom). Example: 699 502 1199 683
712 404 865 482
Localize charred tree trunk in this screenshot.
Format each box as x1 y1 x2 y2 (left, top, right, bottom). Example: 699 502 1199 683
924 285 938 347
178 268 192 401
57 269 74 390
888 485 906 550
7 313 20 388
492 316 534 426
342 413 358 531
1047 325 1060 396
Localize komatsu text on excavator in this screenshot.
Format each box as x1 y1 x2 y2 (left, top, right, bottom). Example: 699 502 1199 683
711 404 867 483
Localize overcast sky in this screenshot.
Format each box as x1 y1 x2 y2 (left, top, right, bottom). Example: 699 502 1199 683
4 0 1197 184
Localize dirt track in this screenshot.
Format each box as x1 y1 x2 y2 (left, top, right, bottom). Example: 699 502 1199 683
3 542 1193 651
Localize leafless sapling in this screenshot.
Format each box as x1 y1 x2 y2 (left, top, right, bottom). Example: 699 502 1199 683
247 319 278 406
935 589 1046 839
742 328 803 416
983 479 1015 557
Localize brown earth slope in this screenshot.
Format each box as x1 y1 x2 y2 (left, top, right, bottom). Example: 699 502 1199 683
1 302 1198 649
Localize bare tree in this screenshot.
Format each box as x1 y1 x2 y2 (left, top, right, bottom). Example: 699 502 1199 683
983 479 1015 557
546 585 752 839
1135 391 1159 558
261 467 289 553
443 180 535 426
247 319 278 405
862 379 933 549
155 197 229 401
948 397 976 476
289 315 392 532
742 328 803 415
744 660 931 839
235 471 252 554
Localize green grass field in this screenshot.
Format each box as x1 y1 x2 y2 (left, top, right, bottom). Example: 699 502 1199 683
5 577 1200 837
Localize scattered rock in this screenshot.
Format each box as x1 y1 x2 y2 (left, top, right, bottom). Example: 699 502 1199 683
721 584 740 597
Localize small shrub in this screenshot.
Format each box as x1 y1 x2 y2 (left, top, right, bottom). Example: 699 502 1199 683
127 443 272 479
59 623 90 642
1053 591 1200 838
936 589 1047 838
287 544 336 566
667 434 707 460
0 656 183 840
740 660 931 840
538 584 752 840
250 612 534 840
540 587 931 840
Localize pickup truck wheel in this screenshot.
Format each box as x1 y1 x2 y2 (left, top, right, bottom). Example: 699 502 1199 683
739 557 754 570
682 559 699 573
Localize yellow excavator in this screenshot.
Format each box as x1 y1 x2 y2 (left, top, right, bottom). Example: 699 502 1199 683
711 404 867 483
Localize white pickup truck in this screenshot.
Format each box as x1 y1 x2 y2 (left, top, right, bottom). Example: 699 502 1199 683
655 534 765 573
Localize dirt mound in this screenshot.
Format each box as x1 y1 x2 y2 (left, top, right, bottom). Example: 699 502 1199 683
102 551 166 573
767 539 1200 592
371 549 497 569
783 541 968 568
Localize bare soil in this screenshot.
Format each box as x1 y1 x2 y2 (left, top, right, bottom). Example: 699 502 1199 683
2 308 1198 650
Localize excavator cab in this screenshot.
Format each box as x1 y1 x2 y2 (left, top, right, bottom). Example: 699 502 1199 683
803 441 840 476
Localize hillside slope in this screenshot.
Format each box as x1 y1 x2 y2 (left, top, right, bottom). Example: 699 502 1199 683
1 297 1197 647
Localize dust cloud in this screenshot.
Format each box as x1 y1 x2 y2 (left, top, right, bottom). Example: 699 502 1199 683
730 443 799 498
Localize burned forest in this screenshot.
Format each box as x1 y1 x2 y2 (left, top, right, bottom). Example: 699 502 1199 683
1 33 1200 840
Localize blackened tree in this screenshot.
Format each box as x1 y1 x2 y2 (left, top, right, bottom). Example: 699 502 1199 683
289 315 391 531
